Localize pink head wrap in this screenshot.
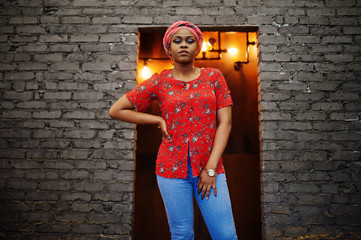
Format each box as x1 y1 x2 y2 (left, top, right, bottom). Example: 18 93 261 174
163 21 203 59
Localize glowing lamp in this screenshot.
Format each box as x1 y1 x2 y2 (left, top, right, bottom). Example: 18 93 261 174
227 48 238 55
201 41 207 52
141 65 152 80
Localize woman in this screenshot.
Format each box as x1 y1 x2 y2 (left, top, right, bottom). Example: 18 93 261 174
109 21 238 240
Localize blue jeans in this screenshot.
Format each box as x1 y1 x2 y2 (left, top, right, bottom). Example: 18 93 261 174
156 155 238 240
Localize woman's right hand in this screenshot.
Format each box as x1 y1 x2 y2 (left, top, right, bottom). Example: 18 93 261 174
157 117 170 140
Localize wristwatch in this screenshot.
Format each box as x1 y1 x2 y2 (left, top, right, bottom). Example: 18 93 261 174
203 167 216 177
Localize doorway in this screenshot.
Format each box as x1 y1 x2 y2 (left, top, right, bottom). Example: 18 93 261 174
132 26 261 240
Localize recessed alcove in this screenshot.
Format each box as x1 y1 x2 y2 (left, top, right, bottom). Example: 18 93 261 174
133 26 261 240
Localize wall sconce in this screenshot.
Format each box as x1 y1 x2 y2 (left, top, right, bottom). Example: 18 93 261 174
198 33 227 60
198 32 256 71
138 31 256 72
234 33 256 71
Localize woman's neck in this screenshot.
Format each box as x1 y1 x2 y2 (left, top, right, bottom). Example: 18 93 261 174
172 65 201 82
172 62 195 75
172 62 201 79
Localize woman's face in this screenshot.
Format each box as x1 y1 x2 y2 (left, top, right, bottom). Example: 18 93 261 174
168 28 199 64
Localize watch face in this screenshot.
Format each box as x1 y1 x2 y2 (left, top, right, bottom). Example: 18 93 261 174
208 169 215 177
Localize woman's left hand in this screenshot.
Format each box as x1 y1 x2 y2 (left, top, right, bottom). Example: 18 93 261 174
197 170 217 200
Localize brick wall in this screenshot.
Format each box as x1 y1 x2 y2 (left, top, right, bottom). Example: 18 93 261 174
0 0 360 239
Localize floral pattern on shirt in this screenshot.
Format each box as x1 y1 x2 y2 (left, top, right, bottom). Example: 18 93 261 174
125 68 233 179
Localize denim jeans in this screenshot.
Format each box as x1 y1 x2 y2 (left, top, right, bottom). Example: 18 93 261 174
156 154 238 240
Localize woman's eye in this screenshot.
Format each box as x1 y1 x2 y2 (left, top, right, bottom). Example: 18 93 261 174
187 39 195 44
173 39 181 44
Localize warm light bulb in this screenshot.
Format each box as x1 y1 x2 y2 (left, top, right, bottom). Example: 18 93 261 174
227 48 238 55
201 41 207 52
141 65 152 80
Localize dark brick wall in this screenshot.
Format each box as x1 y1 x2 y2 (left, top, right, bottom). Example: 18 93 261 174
0 0 360 239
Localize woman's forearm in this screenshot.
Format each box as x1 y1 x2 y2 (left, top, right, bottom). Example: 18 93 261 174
206 121 232 170
110 108 163 125
109 95 163 125
205 106 232 170
110 106 170 140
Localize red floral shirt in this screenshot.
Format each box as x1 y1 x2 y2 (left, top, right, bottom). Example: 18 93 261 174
126 68 233 179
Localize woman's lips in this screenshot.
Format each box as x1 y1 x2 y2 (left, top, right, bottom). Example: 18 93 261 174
179 50 189 55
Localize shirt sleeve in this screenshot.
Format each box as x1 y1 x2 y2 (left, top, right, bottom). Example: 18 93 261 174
125 73 159 112
214 69 233 110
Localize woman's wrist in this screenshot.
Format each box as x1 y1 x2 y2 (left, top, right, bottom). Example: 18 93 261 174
205 158 218 170
155 115 164 126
